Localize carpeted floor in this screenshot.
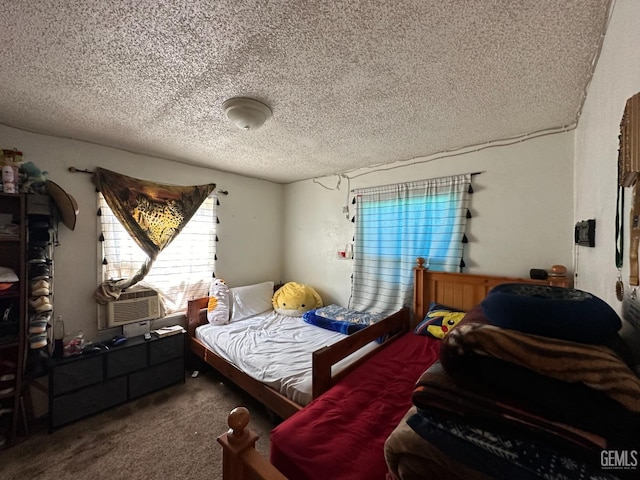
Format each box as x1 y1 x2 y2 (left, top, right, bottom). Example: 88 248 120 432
0 368 278 480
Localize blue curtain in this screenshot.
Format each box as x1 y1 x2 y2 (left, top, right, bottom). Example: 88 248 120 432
350 174 471 314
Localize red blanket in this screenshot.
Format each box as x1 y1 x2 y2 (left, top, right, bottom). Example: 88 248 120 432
270 332 440 480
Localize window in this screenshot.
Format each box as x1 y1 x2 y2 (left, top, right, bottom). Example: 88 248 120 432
350 174 471 314
98 193 217 314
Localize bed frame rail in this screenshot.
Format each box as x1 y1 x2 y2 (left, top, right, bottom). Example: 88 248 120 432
312 307 408 397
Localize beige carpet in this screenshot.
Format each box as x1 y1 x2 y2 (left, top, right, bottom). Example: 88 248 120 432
0 368 277 480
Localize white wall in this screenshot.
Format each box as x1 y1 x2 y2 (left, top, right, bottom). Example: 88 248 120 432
283 132 575 307
0 124 283 342
282 0 639 314
574 0 640 309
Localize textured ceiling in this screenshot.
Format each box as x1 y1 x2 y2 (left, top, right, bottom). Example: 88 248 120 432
0 0 612 184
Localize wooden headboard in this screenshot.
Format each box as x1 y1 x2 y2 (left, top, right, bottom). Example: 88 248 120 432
412 258 568 325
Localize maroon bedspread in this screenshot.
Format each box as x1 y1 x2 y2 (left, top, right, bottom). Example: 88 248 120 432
270 332 441 480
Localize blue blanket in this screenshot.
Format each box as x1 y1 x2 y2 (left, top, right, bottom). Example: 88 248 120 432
302 304 386 335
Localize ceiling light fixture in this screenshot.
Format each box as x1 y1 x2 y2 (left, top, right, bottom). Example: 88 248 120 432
222 97 272 131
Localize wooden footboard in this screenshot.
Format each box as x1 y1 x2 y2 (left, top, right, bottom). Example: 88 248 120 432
186 298 409 420
218 407 287 480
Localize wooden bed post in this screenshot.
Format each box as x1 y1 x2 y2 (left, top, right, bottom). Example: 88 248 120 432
218 407 288 480
186 297 209 338
413 257 427 326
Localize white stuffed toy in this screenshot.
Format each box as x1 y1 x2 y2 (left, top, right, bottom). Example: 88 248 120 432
207 278 231 325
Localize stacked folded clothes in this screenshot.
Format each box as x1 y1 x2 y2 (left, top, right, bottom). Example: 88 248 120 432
400 285 640 479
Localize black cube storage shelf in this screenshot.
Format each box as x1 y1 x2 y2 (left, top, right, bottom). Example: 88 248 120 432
48 332 185 430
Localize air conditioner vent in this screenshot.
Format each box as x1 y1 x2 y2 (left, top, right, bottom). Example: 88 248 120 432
119 289 158 300
106 288 160 328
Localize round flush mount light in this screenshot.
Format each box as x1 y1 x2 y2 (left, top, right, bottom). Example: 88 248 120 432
222 97 272 131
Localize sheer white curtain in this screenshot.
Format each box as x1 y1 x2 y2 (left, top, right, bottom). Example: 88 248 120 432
350 174 471 314
98 193 217 314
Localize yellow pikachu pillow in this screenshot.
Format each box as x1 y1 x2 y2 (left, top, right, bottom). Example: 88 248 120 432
207 278 231 325
272 282 323 317
414 302 466 339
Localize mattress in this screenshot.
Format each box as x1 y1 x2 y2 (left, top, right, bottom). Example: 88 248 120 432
270 332 441 480
195 309 378 405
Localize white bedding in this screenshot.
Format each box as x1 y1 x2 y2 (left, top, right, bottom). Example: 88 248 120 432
195 309 378 405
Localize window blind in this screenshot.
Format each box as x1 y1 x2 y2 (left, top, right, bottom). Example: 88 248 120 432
98 193 217 314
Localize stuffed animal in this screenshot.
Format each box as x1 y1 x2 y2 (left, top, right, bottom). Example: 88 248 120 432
18 161 48 194
272 282 323 317
425 309 466 339
207 278 231 325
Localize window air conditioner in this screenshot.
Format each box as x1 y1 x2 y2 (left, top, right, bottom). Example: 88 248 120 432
106 287 161 328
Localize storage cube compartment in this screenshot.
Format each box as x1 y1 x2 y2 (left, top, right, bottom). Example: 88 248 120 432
51 356 103 396
149 334 184 364
106 343 147 378
51 377 127 428
128 357 184 399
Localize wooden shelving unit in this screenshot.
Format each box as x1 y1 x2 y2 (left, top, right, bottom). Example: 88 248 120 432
0 192 27 449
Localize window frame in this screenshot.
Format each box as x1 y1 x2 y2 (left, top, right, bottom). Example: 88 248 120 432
97 192 217 317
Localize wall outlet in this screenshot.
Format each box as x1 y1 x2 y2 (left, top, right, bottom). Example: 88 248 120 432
337 243 353 259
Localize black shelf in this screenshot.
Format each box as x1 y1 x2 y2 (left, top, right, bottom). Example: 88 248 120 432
48 332 185 430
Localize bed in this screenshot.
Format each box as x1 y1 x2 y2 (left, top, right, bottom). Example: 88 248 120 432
186 282 410 420
217 260 576 480
267 328 441 480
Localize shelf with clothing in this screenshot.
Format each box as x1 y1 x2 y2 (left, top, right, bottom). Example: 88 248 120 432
0 192 27 449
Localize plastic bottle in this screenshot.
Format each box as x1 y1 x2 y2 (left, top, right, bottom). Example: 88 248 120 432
2 164 17 193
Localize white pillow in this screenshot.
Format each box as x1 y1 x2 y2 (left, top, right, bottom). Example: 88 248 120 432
229 281 274 322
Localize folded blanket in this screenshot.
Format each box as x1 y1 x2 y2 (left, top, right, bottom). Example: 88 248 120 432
302 304 386 335
440 323 640 414
412 362 614 455
405 407 623 480
385 407 493 480
302 310 364 335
